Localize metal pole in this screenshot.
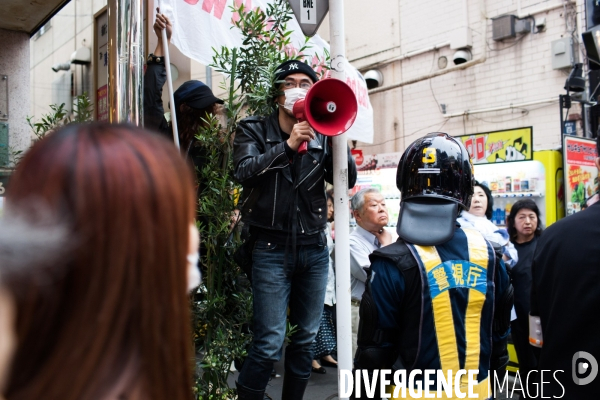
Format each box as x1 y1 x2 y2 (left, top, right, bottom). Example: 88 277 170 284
206 65 213 89
584 103 592 137
329 0 352 398
161 24 180 148
108 0 144 124
559 94 565 135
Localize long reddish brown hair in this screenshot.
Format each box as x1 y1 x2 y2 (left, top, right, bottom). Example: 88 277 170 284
4 123 195 400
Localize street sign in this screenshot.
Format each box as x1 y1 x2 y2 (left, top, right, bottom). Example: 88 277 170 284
0 122 8 167
288 0 329 37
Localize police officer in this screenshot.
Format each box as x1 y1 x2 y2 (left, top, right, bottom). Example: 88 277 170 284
353 132 513 399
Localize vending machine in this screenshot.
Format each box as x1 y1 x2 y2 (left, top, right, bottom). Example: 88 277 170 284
350 128 566 235
459 127 565 228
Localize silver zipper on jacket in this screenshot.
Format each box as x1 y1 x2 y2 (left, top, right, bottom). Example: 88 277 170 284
298 207 305 234
258 152 287 176
295 164 319 189
240 188 254 209
307 172 325 191
272 173 278 226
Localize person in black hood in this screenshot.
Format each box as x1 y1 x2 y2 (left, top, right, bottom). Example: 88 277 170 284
143 10 224 160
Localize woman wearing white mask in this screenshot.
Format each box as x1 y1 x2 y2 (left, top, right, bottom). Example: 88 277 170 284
457 181 518 268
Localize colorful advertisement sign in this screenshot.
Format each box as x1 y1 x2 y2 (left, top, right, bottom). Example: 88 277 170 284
459 127 533 164
352 151 402 172
94 7 109 121
563 136 599 215
96 85 109 122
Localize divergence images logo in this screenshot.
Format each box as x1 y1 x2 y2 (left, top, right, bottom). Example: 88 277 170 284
572 351 598 386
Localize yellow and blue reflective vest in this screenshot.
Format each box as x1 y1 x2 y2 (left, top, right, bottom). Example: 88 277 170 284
365 227 510 398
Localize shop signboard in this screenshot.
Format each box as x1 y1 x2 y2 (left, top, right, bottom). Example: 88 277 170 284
352 151 401 173
94 7 109 121
459 127 533 164
0 170 9 215
563 136 599 215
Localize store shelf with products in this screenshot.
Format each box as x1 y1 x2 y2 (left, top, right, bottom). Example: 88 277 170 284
474 160 547 228
492 191 543 198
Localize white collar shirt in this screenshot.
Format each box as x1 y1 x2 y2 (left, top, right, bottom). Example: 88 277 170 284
349 225 380 301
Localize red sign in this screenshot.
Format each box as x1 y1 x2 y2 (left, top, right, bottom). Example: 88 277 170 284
563 136 599 214
464 138 474 158
351 149 364 166
475 136 485 161
96 85 109 122
565 137 598 167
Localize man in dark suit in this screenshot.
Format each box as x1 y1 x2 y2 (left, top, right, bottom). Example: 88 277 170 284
530 134 600 398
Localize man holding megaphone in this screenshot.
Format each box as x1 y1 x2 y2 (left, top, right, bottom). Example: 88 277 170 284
233 59 358 400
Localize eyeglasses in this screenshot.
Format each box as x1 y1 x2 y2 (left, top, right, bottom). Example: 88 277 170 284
283 80 312 90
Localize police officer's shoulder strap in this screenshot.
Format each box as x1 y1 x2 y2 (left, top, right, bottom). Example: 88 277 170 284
369 239 418 272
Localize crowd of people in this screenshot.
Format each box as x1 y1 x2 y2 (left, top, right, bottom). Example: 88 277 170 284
1 11 599 400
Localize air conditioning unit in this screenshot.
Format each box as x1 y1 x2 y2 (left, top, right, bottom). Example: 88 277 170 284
492 15 532 41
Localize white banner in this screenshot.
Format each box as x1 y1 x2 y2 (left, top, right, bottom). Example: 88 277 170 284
159 0 374 143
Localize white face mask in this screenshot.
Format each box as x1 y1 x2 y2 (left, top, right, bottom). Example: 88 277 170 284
283 88 308 112
187 252 201 291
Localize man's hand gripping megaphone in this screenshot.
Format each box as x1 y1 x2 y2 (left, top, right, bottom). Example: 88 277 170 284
286 79 359 155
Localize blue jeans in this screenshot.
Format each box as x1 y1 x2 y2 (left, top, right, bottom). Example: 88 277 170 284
237 235 329 391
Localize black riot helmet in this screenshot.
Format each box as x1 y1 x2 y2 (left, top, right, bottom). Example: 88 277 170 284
396 132 474 245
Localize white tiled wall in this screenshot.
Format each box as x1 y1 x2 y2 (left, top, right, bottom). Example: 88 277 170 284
28 0 591 158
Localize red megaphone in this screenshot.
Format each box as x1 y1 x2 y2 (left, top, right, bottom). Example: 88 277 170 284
292 78 358 155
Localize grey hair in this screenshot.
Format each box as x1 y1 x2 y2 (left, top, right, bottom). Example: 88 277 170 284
350 187 381 212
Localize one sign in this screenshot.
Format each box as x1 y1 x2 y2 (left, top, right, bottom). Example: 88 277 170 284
459 127 533 164
0 171 8 196
160 0 374 143
353 151 402 172
563 120 577 135
94 7 109 122
0 170 8 215
563 135 599 214
351 149 364 166
0 75 7 120
0 122 8 167
288 0 329 37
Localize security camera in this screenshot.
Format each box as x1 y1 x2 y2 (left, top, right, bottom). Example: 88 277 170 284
364 69 383 89
52 62 71 73
452 49 472 65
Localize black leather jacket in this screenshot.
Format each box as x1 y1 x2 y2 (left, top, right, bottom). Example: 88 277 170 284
233 110 357 235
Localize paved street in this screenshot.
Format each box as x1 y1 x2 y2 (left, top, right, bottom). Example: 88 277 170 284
228 350 520 399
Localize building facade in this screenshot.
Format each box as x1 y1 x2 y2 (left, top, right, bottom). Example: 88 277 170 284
333 0 588 156
28 0 591 157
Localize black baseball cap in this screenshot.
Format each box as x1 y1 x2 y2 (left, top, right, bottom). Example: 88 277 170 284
274 60 319 85
173 80 224 111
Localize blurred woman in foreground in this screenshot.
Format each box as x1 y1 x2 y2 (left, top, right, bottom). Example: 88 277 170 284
0 216 69 400
3 123 198 400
